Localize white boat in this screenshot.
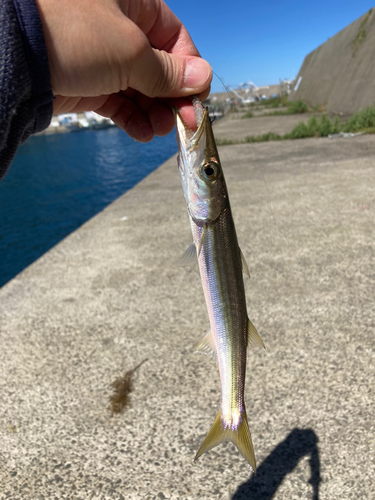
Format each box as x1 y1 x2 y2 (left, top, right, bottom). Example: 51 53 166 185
85 112 116 130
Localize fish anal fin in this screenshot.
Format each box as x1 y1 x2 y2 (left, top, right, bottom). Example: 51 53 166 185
194 407 256 472
196 330 217 361
240 248 250 278
247 318 265 349
176 242 197 267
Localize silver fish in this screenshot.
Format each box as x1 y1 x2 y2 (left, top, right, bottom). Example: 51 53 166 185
174 97 265 471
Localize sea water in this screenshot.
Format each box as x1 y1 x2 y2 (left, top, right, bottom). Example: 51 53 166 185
0 127 177 288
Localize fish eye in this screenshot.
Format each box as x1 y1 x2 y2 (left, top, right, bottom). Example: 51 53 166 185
202 162 217 180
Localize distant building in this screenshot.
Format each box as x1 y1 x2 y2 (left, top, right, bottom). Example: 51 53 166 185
289 8 375 116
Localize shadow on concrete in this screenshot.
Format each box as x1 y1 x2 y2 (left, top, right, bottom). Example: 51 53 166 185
233 428 321 500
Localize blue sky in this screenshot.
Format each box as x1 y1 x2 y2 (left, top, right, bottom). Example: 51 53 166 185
167 0 374 92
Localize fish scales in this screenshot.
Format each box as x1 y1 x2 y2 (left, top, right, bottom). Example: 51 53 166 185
192 208 247 422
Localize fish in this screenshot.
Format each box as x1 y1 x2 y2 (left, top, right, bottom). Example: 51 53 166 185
174 97 265 471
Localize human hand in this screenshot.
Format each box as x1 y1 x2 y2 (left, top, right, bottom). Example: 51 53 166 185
36 0 212 141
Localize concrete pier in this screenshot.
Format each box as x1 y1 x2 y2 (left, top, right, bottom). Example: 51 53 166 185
1 114 374 499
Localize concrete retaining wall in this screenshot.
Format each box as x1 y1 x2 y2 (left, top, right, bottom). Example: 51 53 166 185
290 8 375 115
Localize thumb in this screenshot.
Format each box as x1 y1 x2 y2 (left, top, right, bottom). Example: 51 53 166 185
129 45 212 98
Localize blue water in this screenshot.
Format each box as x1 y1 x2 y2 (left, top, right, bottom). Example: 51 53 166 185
0 127 177 288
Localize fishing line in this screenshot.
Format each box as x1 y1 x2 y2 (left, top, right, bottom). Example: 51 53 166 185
212 74 360 355
213 74 356 265
212 71 300 266
210 73 339 358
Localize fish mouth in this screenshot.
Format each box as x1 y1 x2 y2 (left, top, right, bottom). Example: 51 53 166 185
173 97 210 152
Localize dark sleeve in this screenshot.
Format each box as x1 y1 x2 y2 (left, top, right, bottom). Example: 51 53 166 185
0 0 53 179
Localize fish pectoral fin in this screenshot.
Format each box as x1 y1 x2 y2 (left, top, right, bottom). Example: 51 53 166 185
176 242 197 267
194 407 256 472
195 330 217 361
197 223 208 257
240 247 250 278
176 222 208 265
247 318 266 349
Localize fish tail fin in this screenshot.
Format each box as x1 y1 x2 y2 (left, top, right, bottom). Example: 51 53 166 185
194 406 256 472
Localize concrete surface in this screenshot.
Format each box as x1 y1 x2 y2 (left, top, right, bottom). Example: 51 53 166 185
213 112 319 140
290 8 375 115
0 123 374 499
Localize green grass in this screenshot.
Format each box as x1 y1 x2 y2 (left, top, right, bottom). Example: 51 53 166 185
358 126 375 134
215 138 239 146
266 100 309 116
287 100 309 114
242 99 310 118
216 104 375 145
285 114 341 138
244 132 283 142
342 105 375 131
351 8 372 56
262 95 289 108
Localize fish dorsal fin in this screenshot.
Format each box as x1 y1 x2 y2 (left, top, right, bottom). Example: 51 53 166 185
176 242 197 267
240 248 250 278
197 223 209 257
196 330 217 361
247 319 265 349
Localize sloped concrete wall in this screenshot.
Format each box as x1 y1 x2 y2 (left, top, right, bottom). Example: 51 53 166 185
290 8 375 115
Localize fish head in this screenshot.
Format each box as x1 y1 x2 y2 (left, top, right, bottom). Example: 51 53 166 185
174 102 228 224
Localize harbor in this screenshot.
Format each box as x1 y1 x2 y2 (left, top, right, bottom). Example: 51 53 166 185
35 111 118 135
35 81 282 136
0 110 374 499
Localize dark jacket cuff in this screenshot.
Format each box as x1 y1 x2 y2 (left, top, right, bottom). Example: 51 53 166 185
0 0 53 178
12 0 53 133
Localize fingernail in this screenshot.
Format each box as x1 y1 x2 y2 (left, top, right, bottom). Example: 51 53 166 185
184 59 211 89
140 123 153 141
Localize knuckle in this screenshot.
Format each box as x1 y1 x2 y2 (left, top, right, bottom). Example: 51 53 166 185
149 52 179 97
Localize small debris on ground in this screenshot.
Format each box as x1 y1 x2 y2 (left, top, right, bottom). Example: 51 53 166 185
109 359 148 413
